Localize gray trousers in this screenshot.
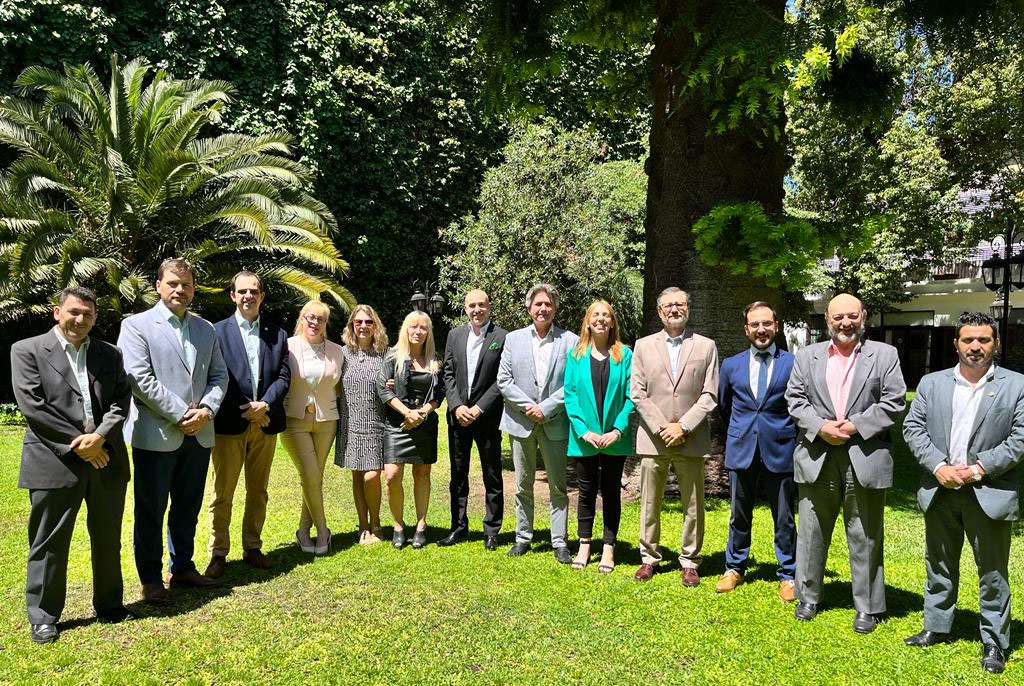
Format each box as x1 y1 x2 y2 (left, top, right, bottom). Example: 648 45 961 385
924 487 1012 649
796 449 886 614
510 430 569 548
27 471 126 624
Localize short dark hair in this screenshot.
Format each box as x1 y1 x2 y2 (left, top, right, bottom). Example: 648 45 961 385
955 311 998 340
157 258 195 282
58 286 97 308
743 301 777 323
230 270 262 293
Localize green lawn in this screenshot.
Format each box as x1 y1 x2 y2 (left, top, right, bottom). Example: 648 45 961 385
0 415 1021 685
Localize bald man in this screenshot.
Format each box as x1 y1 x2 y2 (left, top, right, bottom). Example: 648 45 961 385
785 294 906 633
440 289 508 550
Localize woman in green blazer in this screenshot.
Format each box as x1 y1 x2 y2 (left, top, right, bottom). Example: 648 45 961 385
564 300 634 573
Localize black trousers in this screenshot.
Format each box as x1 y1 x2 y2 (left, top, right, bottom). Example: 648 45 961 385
447 416 504 536
26 469 127 624
574 454 626 544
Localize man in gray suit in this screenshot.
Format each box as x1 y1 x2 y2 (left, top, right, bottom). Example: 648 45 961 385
11 287 133 643
903 312 1024 675
118 258 228 604
785 293 906 633
497 283 579 563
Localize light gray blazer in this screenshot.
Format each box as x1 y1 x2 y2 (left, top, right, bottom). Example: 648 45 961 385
785 339 906 489
118 304 228 451
903 366 1024 521
497 325 579 440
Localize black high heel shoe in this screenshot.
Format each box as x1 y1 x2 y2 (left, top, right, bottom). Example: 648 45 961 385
392 526 406 549
412 528 427 549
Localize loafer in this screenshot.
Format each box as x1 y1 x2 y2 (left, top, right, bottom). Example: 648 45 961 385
392 527 406 549
904 630 952 647
554 546 572 564
96 606 135 624
243 548 271 569
506 541 531 557
853 612 879 634
167 569 222 589
794 601 818 621
982 644 1005 674
30 623 58 644
411 529 428 549
778 579 796 603
437 530 467 547
141 582 172 605
484 536 499 551
715 570 744 593
681 567 700 587
634 563 656 581
204 554 226 579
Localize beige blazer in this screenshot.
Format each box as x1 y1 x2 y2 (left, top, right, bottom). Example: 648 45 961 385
630 329 719 457
283 336 343 421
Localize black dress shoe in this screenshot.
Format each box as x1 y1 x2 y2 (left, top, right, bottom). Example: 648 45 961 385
484 536 498 551
554 547 572 564
853 612 879 634
437 530 467 547
794 602 818 621
507 541 531 557
97 606 136 624
982 644 1006 674
31 623 58 644
904 630 952 647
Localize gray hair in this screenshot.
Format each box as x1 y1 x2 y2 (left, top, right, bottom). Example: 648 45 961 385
525 283 559 310
657 287 690 305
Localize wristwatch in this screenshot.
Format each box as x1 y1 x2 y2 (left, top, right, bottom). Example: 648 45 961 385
970 465 982 482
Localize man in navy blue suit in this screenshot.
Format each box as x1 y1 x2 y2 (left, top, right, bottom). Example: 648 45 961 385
716 301 798 601
204 271 290 578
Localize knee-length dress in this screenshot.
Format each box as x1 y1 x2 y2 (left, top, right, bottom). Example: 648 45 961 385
334 346 387 471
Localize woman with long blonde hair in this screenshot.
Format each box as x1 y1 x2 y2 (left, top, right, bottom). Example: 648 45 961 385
563 300 634 573
376 310 444 549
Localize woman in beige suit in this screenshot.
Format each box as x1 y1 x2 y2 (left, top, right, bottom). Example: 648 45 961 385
282 300 343 555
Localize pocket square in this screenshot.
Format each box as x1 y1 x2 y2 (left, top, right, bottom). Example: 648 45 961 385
488 342 501 350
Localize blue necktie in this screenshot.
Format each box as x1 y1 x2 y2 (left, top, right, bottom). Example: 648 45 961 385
756 351 771 400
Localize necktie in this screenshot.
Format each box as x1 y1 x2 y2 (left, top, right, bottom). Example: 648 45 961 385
756 351 771 400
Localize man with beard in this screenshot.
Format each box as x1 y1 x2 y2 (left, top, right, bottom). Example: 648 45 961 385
902 312 1024 674
785 293 906 633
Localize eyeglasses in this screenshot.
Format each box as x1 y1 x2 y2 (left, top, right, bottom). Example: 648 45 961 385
353 319 375 326
659 302 688 311
235 288 261 296
303 314 326 324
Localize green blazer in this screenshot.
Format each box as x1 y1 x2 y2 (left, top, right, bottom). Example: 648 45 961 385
564 344 635 457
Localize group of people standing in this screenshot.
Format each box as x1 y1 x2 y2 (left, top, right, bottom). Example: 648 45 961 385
10 260 1023 675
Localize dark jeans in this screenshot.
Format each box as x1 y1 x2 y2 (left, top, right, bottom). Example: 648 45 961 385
726 450 797 580
574 454 626 544
447 417 503 536
133 437 211 583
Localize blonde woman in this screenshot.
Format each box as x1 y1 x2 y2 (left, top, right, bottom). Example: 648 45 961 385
334 305 389 545
282 300 343 555
563 300 634 573
376 311 445 549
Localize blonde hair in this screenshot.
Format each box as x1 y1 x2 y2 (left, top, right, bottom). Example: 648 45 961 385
293 300 330 340
342 304 389 352
573 299 624 363
393 310 439 372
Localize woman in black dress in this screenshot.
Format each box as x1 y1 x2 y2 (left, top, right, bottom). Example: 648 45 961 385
377 310 444 549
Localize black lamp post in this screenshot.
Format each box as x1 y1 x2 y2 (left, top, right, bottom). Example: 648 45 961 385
410 280 446 316
981 218 1022 353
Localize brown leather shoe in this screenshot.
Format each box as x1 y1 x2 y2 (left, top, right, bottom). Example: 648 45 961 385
778 579 796 602
204 555 226 579
167 569 222 588
715 569 744 593
634 563 656 581
243 548 271 569
141 582 172 605
681 567 700 587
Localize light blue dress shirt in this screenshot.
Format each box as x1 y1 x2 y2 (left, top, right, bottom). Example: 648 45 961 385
235 311 261 399
52 327 95 432
156 300 195 373
748 343 777 400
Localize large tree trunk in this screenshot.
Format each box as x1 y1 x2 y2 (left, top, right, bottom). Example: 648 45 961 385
644 0 789 495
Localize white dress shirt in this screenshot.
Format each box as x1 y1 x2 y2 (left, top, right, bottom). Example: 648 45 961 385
947 364 996 469
665 332 684 378
465 322 486 396
53 327 95 432
531 326 554 388
748 343 777 400
235 311 261 398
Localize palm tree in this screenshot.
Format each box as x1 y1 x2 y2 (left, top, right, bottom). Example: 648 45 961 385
0 55 354 331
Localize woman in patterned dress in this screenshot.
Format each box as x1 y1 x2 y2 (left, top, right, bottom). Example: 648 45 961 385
335 304 389 545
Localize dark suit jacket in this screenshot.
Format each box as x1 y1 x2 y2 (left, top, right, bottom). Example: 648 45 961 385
213 315 290 435
11 330 132 489
443 321 507 424
719 347 796 472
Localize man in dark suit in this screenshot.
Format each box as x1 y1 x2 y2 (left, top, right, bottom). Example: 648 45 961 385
903 312 1024 675
204 271 290 578
11 286 133 643
716 301 797 601
439 289 507 551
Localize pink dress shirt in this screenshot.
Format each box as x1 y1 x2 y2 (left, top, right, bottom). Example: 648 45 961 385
825 341 861 420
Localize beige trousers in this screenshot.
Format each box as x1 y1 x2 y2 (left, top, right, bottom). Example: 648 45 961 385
208 422 277 556
280 412 337 530
638 454 705 568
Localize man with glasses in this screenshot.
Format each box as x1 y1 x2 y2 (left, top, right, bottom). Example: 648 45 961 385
631 287 719 585
118 258 228 604
204 271 290 578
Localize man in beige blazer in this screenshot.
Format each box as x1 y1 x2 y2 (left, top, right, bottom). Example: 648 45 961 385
631 287 719 585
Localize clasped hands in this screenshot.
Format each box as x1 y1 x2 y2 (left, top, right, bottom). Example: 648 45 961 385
935 463 986 488
179 406 212 436
454 404 482 427
525 404 546 423
659 422 686 447
819 419 858 446
241 400 270 428
71 432 109 469
402 407 430 430
582 430 621 450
